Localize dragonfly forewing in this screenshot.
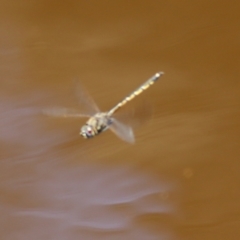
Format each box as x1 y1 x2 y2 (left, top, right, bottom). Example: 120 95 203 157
74 79 100 116
110 118 135 144
111 99 153 132
42 107 90 118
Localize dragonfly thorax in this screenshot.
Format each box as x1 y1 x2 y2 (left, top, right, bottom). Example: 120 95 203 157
80 113 113 139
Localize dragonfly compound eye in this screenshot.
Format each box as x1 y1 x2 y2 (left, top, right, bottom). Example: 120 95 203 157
80 125 94 138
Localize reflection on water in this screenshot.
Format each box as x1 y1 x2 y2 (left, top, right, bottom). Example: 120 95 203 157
2 154 177 239
1 0 240 240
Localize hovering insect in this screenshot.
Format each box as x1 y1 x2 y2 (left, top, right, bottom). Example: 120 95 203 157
44 72 164 143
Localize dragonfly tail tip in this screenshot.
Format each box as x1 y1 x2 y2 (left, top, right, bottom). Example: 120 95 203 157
158 71 164 75
155 71 164 78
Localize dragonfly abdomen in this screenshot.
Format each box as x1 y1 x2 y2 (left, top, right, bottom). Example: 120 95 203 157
108 72 164 115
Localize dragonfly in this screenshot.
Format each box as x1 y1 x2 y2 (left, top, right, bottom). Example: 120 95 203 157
44 72 164 143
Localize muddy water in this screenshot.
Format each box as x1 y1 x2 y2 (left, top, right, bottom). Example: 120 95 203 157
1 1 240 239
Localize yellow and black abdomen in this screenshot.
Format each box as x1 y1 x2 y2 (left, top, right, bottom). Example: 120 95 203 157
108 72 164 116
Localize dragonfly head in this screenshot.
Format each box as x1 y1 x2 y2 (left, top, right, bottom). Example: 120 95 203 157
80 125 95 139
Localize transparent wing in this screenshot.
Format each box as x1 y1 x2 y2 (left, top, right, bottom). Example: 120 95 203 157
74 79 100 116
111 100 153 131
110 118 135 144
42 107 90 118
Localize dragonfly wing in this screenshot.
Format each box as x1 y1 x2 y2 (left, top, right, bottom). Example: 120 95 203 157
111 100 153 131
42 107 90 118
110 118 135 144
74 79 100 115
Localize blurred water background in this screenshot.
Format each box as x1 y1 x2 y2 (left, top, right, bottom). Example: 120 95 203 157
0 1 240 239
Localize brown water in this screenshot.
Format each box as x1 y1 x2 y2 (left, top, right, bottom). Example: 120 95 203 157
1 1 240 239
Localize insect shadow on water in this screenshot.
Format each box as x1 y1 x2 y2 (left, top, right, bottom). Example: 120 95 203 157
43 72 164 143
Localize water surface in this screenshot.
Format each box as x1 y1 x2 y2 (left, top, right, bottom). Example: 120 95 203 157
0 1 240 239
